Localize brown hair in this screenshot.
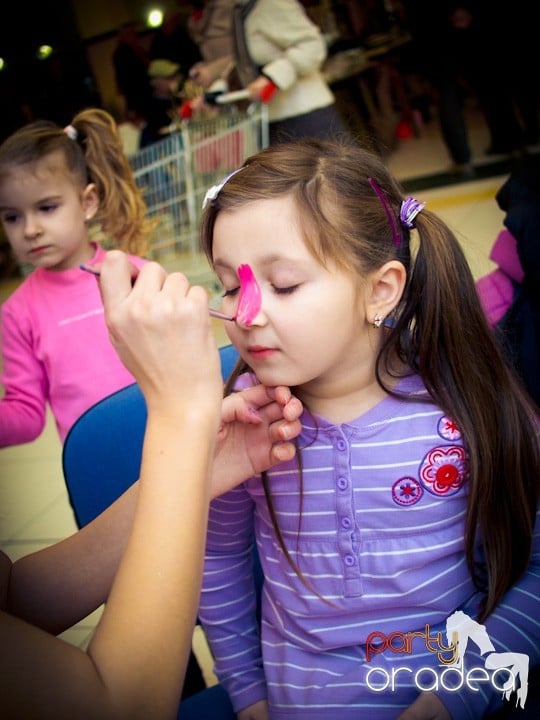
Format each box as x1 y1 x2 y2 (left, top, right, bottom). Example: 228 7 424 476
0 108 150 255
202 139 540 621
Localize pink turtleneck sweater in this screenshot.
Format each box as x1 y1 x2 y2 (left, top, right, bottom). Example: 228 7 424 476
0 244 146 446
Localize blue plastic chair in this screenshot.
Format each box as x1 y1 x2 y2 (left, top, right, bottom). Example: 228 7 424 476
62 344 239 719
63 343 239 526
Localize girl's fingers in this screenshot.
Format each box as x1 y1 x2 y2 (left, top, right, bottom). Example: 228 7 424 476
271 441 297 463
220 386 303 429
271 417 302 443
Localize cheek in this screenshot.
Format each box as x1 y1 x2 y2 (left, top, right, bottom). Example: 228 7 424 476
1 225 14 243
224 323 242 347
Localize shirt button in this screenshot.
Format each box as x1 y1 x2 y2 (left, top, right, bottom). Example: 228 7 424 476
336 439 347 451
337 476 348 490
341 517 352 529
344 554 355 567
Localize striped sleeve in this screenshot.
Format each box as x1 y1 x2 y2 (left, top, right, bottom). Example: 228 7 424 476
198 483 267 712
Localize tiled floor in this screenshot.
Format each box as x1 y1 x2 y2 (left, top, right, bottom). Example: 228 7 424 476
0 106 525 678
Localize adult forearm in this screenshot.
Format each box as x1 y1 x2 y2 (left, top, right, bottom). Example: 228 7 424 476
87 411 215 716
8 438 224 635
7 383 300 634
7 434 242 635
8 486 137 633
1 413 217 720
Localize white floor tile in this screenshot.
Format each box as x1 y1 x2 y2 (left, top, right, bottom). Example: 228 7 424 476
419 177 507 280
0 485 70 542
9 492 78 542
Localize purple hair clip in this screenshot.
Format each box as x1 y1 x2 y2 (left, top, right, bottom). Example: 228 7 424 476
369 178 426 248
400 197 426 229
368 177 400 248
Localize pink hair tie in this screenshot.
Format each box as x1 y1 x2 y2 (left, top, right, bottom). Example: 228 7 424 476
63 124 78 140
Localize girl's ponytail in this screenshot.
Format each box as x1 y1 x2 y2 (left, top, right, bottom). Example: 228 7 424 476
71 109 150 256
390 211 539 619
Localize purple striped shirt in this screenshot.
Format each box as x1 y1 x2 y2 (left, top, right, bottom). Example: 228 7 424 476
199 375 540 719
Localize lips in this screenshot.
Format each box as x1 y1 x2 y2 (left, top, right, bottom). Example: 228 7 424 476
29 245 50 255
247 345 278 359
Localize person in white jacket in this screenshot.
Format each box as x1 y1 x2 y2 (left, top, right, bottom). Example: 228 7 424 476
190 0 349 143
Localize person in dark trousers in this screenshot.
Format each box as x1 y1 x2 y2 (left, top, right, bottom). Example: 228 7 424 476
404 2 531 177
112 22 153 125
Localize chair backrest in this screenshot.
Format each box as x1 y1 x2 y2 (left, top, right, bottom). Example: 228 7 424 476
63 343 239 527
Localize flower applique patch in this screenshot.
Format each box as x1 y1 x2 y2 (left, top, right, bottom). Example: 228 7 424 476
390 416 468 506
437 415 462 441
392 476 424 506
419 445 468 496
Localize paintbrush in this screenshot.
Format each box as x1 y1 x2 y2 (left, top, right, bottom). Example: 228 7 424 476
80 264 235 321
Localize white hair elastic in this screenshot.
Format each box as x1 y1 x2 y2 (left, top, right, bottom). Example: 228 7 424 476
63 124 78 140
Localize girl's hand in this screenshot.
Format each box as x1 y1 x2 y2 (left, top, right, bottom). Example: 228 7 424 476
396 692 452 720
211 385 303 497
237 699 269 720
99 251 222 423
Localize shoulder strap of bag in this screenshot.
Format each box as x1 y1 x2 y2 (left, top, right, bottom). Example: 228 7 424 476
232 0 260 88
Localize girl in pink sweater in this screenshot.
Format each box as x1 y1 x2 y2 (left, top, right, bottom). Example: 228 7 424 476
0 109 151 446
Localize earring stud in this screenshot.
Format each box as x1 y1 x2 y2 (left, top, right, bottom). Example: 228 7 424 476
373 314 383 328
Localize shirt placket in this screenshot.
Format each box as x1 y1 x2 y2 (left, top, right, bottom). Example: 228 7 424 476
332 429 362 597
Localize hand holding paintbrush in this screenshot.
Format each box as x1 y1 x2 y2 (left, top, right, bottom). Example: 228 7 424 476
81 258 261 325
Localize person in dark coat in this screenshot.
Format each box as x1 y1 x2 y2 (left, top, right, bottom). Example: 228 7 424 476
492 155 540 407
113 22 153 124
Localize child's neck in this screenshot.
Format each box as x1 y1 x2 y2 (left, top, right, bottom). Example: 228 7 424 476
297 379 388 424
48 241 96 272
296 360 406 424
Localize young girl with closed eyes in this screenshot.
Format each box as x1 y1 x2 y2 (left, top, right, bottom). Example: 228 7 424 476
197 140 540 720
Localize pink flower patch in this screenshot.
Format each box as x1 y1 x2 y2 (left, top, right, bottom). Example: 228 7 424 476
420 445 468 496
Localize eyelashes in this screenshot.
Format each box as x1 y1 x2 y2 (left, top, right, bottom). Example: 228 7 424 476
221 285 299 298
273 285 298 295
1 204 58 224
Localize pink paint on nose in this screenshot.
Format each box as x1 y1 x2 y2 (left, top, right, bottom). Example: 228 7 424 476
236 264 261 326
